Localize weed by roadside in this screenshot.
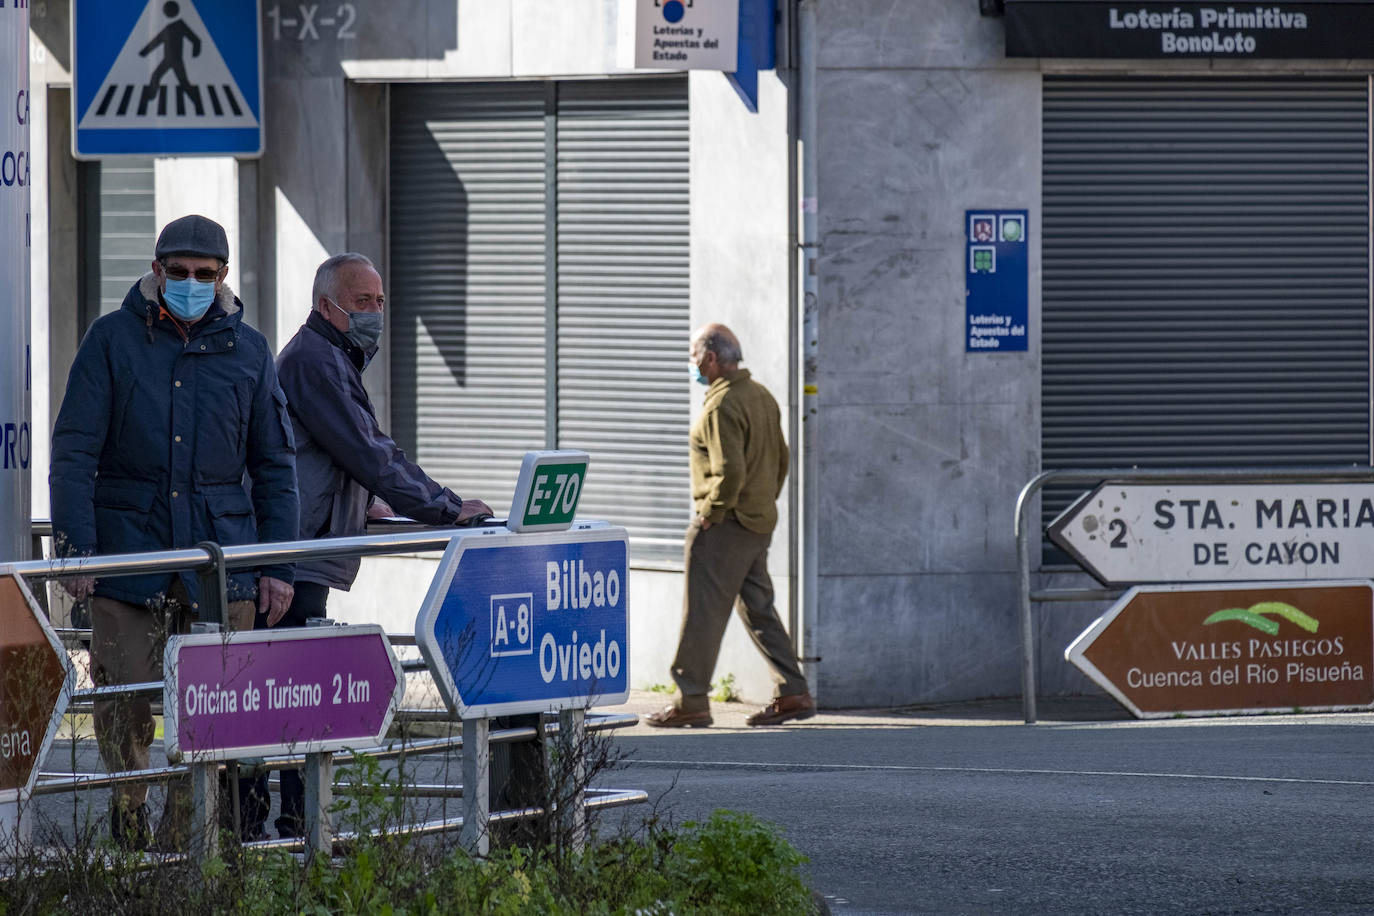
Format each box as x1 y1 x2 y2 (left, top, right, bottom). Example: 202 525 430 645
0 809 816 915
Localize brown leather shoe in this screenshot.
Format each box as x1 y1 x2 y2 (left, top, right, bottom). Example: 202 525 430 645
746 692 816 727
644 704 713 728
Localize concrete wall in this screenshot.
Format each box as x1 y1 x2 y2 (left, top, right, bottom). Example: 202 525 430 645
686 68 797 704
812 1 1041 705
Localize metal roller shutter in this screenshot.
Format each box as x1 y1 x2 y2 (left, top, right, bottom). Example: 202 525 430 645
390 84 549 514
81 158 156 332
556 78 691 554
1041 77 1371 541
390 77 690 547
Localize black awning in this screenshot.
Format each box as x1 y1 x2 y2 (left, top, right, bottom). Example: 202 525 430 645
1005 1 1374 58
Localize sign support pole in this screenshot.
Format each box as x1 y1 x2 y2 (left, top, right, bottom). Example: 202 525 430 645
304 752 333 858
461 717 489 856
556 709 587 852
0 0 31 846
191 760 219 864
187 620 221 862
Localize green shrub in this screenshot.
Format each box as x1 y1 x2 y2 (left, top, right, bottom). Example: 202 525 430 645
1 809 815 915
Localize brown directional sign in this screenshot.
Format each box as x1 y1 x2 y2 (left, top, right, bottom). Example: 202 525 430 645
0 573 73 800
1065 581 1374 718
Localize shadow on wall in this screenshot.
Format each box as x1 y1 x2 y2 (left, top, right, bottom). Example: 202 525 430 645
387 103 469 453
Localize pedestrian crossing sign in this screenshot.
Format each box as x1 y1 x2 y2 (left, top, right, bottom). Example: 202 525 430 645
73 0 263 159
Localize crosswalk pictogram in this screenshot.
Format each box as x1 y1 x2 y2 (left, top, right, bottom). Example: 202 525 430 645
91 79 246 120
76 0 260 143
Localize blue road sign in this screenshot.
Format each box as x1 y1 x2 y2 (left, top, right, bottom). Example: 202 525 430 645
415 524 631 718
73 0 263 158
965 209 1029 352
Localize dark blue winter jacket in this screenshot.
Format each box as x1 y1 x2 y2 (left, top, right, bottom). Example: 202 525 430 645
276 311 466 590
50 272 298 608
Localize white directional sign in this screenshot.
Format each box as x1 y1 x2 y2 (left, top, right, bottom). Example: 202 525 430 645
74 0 262 158
1049 482 1374 586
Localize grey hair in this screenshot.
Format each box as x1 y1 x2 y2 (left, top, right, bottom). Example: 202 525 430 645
311 252 375 308
698 328 743 365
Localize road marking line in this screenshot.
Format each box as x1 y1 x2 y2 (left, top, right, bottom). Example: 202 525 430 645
625 759 1374 787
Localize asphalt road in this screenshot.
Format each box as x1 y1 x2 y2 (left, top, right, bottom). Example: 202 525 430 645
24 693 1374 915
603 694 1374 916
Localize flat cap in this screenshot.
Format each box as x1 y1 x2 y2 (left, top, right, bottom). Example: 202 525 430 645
155 214 229 262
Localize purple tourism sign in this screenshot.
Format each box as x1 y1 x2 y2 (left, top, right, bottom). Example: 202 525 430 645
163 624 404 761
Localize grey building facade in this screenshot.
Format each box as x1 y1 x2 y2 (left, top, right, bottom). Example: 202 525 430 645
24 1 1374 707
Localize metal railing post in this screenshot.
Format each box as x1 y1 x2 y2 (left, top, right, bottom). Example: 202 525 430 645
195 541 230 628
1015 472 1046 725
461 717 490 856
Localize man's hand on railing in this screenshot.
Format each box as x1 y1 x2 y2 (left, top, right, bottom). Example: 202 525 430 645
62 576 95 600
258 575 294 627
456 499 494 526
366 497 396 520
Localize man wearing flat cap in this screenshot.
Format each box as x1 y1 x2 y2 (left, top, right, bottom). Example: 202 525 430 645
50 214 298 850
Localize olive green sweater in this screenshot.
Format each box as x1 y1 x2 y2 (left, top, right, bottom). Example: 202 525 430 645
689 369 789 534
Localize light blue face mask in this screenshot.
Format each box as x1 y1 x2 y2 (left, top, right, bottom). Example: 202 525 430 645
328 298 384 351
162 276 216 322
689 360 708 386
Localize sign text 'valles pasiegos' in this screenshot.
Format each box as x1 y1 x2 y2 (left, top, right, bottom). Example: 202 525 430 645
1066 582 1374 718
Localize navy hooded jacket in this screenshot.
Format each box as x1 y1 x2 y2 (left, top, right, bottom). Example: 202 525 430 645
50 272 298 608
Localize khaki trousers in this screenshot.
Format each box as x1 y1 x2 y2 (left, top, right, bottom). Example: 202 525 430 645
669 517 808 713
90 585 254 841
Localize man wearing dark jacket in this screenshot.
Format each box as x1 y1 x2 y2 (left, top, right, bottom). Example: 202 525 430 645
50 215 298 849
271 251 490 836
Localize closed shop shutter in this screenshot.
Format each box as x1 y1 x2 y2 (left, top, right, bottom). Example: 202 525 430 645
390 84 549 511
556 78 691 554
1041 77 1371 541
81 158 156 332
390 77 690 549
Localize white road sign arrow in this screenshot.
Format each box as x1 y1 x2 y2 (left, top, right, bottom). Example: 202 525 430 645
1048 481 1374 586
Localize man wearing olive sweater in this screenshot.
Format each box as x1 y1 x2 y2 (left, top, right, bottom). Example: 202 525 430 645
646 323 814 728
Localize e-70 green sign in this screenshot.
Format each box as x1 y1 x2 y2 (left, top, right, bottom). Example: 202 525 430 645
509 450 590 532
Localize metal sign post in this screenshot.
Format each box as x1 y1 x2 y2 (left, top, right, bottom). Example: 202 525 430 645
460 717 490 856
557 708 587 851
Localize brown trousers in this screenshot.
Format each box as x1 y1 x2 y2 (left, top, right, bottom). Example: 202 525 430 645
669 517 809 713
90 584 254 839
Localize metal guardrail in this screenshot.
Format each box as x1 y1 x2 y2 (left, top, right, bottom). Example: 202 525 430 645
16 522 643 862
1014 466 1374 725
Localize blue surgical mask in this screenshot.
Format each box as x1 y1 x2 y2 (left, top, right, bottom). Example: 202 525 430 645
328 298 384 351
162 276 216 322
689 361 708 386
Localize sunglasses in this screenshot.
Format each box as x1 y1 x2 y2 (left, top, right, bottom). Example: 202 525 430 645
162 263 222 282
